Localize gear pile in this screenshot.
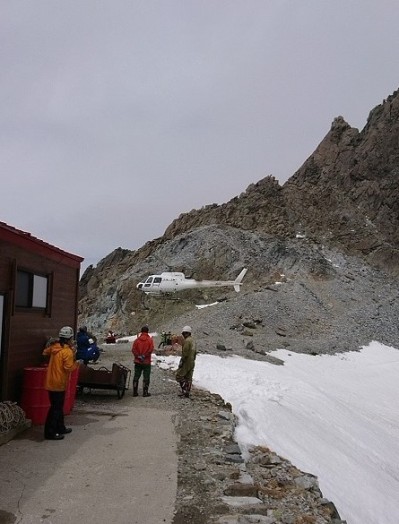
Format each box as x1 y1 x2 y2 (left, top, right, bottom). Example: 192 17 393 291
0 401 26 433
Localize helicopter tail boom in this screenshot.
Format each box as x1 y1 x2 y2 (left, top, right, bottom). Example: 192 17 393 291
181 268 248 292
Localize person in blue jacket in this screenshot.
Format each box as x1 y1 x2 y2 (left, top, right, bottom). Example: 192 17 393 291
76 326 100 365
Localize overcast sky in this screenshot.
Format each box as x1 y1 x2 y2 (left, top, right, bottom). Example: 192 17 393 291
2 1 398 272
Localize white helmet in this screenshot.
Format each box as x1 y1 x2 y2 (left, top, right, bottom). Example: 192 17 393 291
182 325 192 333
59 326 74 339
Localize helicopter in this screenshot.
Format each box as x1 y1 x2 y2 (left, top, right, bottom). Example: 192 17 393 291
137 268 248 295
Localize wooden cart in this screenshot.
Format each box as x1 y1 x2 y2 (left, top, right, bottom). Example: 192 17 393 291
77 362 131 399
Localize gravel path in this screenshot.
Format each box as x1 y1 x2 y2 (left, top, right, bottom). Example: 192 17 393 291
86 342 347 524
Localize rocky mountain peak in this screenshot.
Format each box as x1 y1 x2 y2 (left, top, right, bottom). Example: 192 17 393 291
284 90 399 273
159 91 399 274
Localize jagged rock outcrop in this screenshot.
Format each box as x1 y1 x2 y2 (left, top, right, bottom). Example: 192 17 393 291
284 90 399 273
163 90 399 274
163 175 290 240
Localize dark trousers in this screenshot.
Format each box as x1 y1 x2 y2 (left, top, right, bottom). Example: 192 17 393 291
133 363 151 384
44 390 66 437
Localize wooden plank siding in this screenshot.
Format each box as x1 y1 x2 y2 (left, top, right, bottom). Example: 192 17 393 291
0 226 82 401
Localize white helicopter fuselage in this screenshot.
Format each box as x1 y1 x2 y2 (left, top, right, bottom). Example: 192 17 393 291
137 268 247 295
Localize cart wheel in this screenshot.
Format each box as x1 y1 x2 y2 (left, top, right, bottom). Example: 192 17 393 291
117 376 126 399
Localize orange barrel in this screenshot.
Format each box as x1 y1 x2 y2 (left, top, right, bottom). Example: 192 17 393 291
20 367 50 425
64 367 79 415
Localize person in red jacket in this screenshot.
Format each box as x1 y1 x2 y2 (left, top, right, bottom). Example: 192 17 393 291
131 326 154 397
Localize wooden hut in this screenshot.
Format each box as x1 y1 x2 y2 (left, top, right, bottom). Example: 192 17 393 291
0 222 83 401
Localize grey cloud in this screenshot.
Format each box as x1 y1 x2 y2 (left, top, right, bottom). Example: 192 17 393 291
1 1 399 272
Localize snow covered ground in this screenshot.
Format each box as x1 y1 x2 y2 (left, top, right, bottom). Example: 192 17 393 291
157 341 399 524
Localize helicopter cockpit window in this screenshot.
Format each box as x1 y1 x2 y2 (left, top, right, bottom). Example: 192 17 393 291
144 277 153 287
153 277 162 284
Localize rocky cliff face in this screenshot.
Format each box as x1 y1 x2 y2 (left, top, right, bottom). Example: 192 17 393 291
284 91 399 273
79 89 399 341
164 90 399 274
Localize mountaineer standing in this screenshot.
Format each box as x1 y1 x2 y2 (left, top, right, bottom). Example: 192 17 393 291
42 326 79 440
176 326 197 398
132 326 154 397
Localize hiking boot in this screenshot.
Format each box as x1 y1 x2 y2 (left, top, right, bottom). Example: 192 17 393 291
143 382 151 397
133 381 139 397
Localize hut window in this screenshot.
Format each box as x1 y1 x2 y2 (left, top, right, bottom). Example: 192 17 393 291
16 270 48 309
32 275 48 307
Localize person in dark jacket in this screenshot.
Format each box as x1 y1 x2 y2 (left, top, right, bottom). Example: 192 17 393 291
176 326 196 398
131 326 154 397
76 326 100 364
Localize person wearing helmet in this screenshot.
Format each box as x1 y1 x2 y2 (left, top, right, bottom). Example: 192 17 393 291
131 325 154 397
176 326 197 398
42 326 79 440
